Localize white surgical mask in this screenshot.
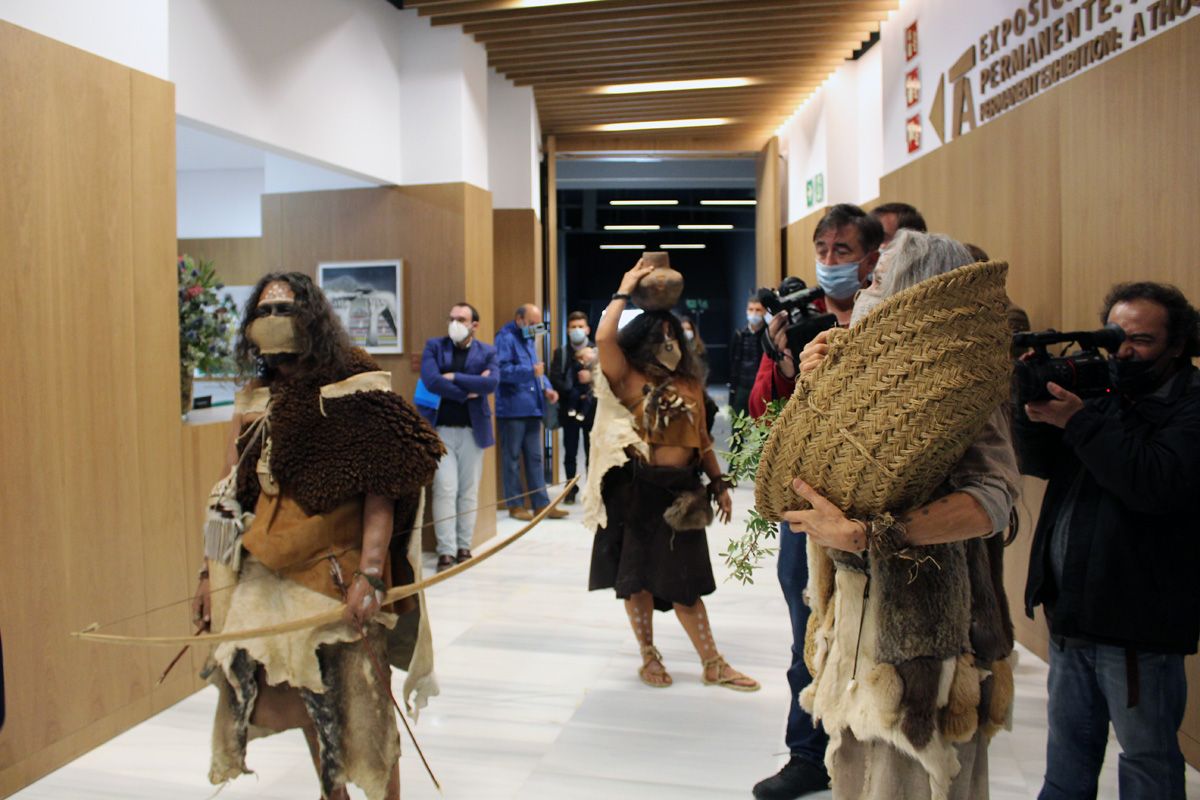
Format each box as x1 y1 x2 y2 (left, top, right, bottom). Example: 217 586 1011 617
683 329 695 341
448 320 471 344
747 312 764 327
568 328 587 346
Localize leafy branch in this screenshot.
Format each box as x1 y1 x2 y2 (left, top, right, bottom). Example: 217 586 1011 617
720 400 787 584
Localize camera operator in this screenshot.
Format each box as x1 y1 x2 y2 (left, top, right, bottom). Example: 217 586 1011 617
748 204 883 422
1015 282 1200 800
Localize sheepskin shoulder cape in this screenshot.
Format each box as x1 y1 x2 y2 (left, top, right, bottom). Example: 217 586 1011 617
582 367 649 531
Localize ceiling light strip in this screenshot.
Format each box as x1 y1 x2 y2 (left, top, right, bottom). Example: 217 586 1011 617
678 224 734 230
599 244 646 250
659 244 706 250
609 200 678 206
597 77 755 95
594 117 730 132
700 199 757 206
603 224 660 231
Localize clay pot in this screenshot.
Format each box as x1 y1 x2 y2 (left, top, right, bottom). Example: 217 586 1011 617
631 251 684 311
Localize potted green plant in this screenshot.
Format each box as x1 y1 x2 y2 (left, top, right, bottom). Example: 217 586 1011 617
178 255 239 415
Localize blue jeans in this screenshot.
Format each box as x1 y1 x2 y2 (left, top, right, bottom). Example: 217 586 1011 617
1039 638 1187 800
499 416 549 510
777 522 829 769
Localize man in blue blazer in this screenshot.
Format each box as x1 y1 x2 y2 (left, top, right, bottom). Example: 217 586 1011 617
420 302 499 572
495 304 568 522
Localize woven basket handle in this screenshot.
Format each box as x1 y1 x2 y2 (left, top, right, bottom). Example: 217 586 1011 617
799 326 851 389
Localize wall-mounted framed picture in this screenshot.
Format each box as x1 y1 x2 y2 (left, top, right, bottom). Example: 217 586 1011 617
317 260 404 354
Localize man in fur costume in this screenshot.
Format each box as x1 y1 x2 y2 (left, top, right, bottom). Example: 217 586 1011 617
790 232 1021 800
191 272 444 800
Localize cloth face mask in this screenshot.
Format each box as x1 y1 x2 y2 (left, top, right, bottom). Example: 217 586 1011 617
816 261 863 300
655 338 682 371
248 315 300 354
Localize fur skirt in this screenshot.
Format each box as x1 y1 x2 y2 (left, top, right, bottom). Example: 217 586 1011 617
207 558 401 800
588 460 716 611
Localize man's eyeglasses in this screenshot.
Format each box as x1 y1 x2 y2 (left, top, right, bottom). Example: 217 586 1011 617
254 302 296 318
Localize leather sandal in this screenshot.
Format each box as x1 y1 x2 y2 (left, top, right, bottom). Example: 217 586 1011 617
436 555 455 573
638 644 673 688
702 654 760 692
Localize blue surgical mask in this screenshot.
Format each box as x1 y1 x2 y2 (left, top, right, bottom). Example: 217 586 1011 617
747 312 764 327
816 261 863 300
568 328 587 345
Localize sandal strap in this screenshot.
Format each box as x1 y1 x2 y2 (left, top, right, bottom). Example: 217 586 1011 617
701 653 726 671
640 644 664 662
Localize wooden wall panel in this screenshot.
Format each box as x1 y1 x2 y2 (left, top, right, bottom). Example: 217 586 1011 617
493 209 543 338
1057 19 1200 331
261 184 499 549
878 93 1063 333
131 72 195 710
176 237 265 287
756 136 782 290
0 21 189 794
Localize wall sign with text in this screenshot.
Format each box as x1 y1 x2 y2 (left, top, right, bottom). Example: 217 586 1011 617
884 0 1198 172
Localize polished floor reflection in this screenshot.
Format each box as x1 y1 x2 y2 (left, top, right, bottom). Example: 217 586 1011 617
14 481 1200 798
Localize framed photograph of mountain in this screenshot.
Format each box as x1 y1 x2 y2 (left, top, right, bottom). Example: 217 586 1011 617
317 260 404 354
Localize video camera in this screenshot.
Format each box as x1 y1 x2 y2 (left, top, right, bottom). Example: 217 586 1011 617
756 277 837 365
1012 324 1125 404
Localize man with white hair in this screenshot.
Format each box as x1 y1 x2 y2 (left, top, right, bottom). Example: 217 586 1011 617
792 230 1020 799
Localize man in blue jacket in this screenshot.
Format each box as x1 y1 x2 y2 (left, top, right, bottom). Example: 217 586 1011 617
420 302 499 572
496 304 567 521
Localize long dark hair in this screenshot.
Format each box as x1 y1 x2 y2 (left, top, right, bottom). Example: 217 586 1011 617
235 271 355 380
617 310 705 386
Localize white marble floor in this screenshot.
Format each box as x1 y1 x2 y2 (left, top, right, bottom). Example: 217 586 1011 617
15 481 1200 799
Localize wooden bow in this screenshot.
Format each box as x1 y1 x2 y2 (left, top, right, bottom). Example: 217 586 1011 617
74 477 578 648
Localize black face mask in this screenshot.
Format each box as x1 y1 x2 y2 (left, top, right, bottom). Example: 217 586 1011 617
1107 354 1170 397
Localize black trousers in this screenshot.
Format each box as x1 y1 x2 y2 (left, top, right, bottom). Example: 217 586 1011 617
562 417 591 493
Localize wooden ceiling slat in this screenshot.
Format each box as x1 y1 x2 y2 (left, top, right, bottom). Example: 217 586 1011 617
471 11 883 41
436 0 898 28
482 28 868 56
491 44 852 69
413 0 895 143
511 65 838 88
539 95 811 112
498 54 847 79
536 90 815 109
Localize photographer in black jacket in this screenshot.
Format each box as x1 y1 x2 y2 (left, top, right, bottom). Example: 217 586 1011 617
1015 282 1200 800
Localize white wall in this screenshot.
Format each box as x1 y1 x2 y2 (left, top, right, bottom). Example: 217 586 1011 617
397 13 491 188
779 90 827 224
0 0 168 78
177 168 264 238
488 69 542 211
170 0 406 185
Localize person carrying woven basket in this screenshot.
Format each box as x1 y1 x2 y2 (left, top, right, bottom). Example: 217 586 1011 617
781 232 1021 800
584 257 759 692
190 273 444 800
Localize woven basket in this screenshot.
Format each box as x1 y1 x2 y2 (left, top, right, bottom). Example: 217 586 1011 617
754 261 1012 521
